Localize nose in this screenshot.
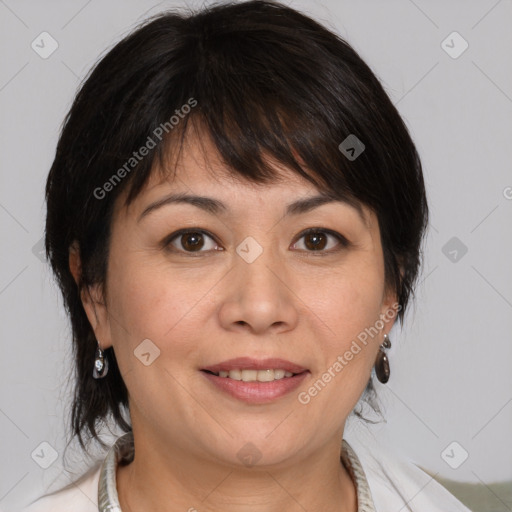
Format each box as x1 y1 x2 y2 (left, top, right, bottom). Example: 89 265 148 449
217 242 299 336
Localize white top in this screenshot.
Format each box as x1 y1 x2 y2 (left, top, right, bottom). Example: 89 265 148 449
20 431 472 512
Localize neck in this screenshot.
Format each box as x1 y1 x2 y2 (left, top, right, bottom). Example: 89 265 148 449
116 427 358 512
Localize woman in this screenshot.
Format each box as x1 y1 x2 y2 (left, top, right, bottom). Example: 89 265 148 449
22 1 472 510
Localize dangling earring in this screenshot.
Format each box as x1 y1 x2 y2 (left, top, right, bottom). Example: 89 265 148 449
375 333 391 384
93 342 109 379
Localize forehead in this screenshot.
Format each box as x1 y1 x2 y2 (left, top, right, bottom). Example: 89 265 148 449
116 123 374 230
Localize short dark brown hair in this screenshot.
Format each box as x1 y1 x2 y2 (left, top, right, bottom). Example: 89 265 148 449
45 0 429 451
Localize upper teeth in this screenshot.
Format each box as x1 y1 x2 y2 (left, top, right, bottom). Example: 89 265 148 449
217 369 295 381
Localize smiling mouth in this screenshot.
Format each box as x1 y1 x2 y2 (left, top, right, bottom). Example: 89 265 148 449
201 369 306 382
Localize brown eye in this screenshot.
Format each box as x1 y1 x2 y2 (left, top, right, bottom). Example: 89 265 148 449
304 231 328 250
181 232 205 251
165 229 219 253
293 228 349 253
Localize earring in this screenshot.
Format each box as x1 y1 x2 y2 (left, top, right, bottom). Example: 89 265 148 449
92 343 109 379
375 333 391 384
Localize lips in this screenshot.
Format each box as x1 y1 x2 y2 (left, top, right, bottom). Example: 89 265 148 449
201 368 309 403
200 357 310 403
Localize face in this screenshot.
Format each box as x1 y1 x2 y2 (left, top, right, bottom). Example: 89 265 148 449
79 129 398 468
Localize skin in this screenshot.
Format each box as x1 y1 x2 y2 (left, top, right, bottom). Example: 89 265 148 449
70 128 399 512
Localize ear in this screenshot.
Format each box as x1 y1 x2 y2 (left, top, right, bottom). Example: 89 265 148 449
380 288 400 334
69 241 113 350
379 266 404 336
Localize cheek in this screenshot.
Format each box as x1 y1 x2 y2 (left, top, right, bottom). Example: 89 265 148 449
105 245 219 361
105 256 211 416
309 259 385 381
317 258 385 331
298 275 384 423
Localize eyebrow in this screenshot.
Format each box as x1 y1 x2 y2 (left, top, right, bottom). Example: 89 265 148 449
137 191 367 226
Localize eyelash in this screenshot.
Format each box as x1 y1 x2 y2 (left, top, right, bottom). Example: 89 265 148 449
162 227 350 256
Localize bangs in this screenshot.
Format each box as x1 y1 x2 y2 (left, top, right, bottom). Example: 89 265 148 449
123 107 362 211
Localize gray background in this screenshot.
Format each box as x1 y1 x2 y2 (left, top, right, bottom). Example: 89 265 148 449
1 0 511 510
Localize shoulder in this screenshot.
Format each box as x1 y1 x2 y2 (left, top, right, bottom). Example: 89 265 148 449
20 464 101 512
345 432 473 512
